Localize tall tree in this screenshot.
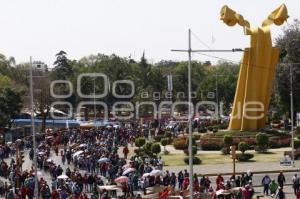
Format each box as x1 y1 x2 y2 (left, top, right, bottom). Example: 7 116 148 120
52 51 73 80
275 19 300 112
0 87 23 128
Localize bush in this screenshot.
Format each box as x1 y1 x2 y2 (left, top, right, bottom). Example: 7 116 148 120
165 132 172 138
221 147 230 155
294 140 300 149
161 138 169 151
198 127 207 133
193 134 201 141
298 135 300 141
223 135 234 147
173 139 187 150
153 135 164 142
151 142 161 155
184 156 202 165
256 133 269 152
143 142 153 156
135 137 146 148
212 127 219 133
207 126 214 131
184 146 197 155
238 142 249 154
134 148 144 156
236 153 254 161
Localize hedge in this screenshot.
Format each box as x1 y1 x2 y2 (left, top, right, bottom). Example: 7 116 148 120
236 153 254 161
184 157 202 165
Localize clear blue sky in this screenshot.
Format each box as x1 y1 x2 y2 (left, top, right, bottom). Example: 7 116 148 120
1 0 299 66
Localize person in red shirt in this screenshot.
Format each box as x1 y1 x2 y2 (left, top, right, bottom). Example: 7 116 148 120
216 174 224 186
51 188 59 199
20 186 27 199
123 146 129 159
296 189 300 199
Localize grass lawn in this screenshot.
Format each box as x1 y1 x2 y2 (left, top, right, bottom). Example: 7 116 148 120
161 151 283 166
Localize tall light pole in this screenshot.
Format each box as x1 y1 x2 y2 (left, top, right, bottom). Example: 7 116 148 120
171 29 243 198
215 74 224 121
29 57 39 198
93 78 97 122
290 63 295 167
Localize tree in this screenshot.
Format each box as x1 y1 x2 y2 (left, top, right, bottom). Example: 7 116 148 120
151 142 161 156
33 72 52 133
238 142 248 155
0 87 23 128
52 51 73 80
161 138 168 152
222 135 234 154
256 133 269 152
135 137 146 148
275 20 300 113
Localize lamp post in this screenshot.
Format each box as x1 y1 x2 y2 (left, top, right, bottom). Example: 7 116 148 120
29 57 39 198
171 29 243 198
290 63 295 167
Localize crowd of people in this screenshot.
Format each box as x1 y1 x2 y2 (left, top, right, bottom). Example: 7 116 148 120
0 121 297 198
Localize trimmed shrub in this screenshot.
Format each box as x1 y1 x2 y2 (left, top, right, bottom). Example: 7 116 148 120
198 127 207 133
143 142 153 156
135 137 146 148
173 139 187 150
236 153 254 161
238 142 249 154
184 146 198 155
165 132 172 139
256 133 269 152
212 127 219 133
207 126 214 131
294 140 300 149
193 134 201 141
134 148 144 156
223 135 234 146
151 142 161 155
184 157 202 165
153 135 164 142
161 138 168 151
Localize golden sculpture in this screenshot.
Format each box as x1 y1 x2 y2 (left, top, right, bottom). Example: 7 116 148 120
220 4 288 131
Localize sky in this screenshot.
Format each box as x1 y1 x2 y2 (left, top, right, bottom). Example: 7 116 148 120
1 0 299 67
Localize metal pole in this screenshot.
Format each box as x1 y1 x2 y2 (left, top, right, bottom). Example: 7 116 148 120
290 64 295 167
188 28 193 199
94 78 96 122
215 74 219 121
29 57 39 198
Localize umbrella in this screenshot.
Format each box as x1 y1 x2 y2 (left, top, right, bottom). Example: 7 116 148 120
79 144 87 148
38 151 45 155
98 157 110 164
57 174 69 179
46 136 53 139
122 168 136 176
46 159 53 163
114 176 128 183
32 171 43 177
6 142 12 145
72 150 84 158
16 139 22 142
150 169 163 177
142 173 151 177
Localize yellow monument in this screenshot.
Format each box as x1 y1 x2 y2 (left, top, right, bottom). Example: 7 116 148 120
220 4 288 131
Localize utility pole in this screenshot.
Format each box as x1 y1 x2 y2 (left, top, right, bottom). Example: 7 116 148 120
171 29 243 198
29 57 39 198
290 63 295 167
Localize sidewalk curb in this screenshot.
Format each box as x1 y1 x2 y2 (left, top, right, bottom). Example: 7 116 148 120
199 168 300 177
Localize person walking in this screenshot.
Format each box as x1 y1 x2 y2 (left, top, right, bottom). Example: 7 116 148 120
292 173 300 195
277 171 286 188
269 179 278 196
261 174 271 195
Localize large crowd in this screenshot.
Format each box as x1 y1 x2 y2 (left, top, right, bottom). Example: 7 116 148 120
0 121 298 198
